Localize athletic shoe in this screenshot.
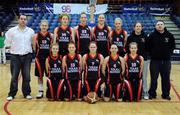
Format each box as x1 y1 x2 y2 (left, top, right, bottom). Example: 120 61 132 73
143 95 149 100
26 95 32 100
6 96 13 101
162 95 171 100
36 91 43 99
149 95 156 100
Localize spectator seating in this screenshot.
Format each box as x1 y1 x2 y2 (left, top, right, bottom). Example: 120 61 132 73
0 12 15 31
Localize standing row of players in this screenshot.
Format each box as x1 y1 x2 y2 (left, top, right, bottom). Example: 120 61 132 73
34 12 147 101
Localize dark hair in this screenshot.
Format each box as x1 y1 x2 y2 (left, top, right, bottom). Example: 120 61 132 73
88 41 97 48
80 12 86 17
18 14 26 19
134 22 143 27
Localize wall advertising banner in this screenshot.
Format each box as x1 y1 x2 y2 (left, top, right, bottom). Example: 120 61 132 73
53 3 108 14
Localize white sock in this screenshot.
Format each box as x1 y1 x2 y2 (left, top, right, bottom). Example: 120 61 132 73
38 83 43 91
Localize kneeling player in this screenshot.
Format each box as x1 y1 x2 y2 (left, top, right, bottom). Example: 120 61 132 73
82 42 104 97
62 42 83 101
46 43 64 100
102 44 125 101
124 42 144 101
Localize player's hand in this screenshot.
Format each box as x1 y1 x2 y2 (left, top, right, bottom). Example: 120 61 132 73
100 82 106 90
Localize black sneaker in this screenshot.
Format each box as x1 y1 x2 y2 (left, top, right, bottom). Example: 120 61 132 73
162 96 171 100
149 95 156 100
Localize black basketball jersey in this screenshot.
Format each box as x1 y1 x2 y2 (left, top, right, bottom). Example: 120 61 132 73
111 29 125 52
126 54 142 78
76 24 91 54
84 54 101 80
35 32 52 57
94 25 109 55
48 55 63 79
65 54 81 80
57 26 72 49
106 55 122 83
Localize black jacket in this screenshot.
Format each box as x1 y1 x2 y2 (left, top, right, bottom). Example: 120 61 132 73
126 31 148 60
147 28 175 60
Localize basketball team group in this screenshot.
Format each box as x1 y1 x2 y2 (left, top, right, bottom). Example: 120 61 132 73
5 12 175 102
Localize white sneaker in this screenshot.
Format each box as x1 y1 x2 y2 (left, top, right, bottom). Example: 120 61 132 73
143 95 149 100
26 95 32 100
7 96 13 101
36 91 43 99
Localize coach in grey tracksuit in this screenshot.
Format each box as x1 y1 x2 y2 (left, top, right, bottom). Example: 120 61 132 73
147 20 175 100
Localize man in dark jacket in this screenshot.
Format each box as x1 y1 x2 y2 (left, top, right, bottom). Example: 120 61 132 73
126 22 149 100
147 20 175 100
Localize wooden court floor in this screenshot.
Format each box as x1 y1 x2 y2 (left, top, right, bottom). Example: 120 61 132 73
0 63 180 115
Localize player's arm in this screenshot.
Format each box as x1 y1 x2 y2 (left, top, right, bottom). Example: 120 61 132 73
108 26 112 34
70 27 75 43
123 54 129 78
73 26 78 44
82 54 87 70
50 33 54 45
123 30 128 48
102 56 109 76
45 57 50 77
53 27 58 44
90 26 95 41
101 56 108 87
139 56 144 79
62 55 67 74
109 31 113 45
32 33 38 51
119 56 125 76
99 54 104 67
78 54 83 72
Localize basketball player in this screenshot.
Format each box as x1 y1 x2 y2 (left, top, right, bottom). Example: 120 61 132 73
92 14 111 57
82 41 104 97
124 42 144 101
125 22 149 100
62 42 82 101
110 18 127 57
74 12 92 55
102 44 125 101
46 43 64 100
54 13 75 56
33 20 53 99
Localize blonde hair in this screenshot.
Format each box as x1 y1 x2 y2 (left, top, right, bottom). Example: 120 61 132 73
115 18 123 25
40 19 49 25
129 42 138 48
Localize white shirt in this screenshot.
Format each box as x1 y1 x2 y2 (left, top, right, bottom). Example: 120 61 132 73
5 25 35 55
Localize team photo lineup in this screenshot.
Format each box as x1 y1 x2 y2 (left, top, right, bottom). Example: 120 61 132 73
1 1 179 109
4 11 176 103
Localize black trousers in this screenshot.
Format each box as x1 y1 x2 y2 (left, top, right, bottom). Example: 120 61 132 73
148 60 171 97
8 53 32 97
